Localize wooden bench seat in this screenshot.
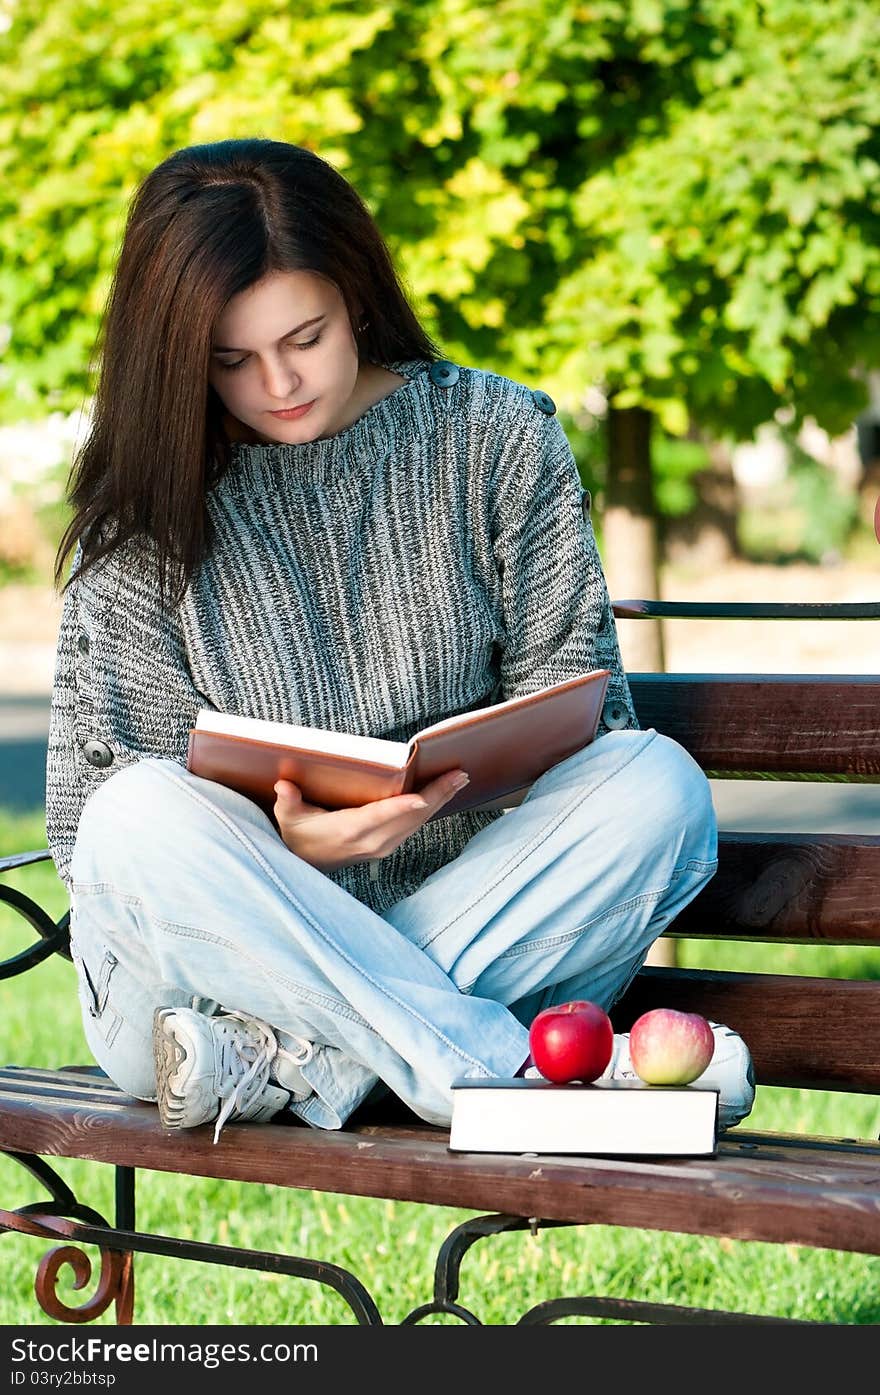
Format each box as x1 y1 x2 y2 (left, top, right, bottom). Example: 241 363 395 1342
2 1066 880 1259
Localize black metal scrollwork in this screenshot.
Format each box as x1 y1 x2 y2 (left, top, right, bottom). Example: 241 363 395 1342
402 1210 815 1325
1 1152 383 1325
0 1154 133 1322
402 1213 549 1325
0 849 71 977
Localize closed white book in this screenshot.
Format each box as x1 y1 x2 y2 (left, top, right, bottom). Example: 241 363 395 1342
448 1077 719 1157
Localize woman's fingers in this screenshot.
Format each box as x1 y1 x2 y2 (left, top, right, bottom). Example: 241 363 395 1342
272 770 470 871
273 780 328 815
376 770 469 819
346 770 469 840
408 769 470 813
274 779 301 804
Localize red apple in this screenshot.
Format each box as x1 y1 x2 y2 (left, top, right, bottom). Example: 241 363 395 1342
629 1008 715 1085
528 1000 614 1084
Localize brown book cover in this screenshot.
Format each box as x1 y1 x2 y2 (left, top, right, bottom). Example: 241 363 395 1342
186 669 611 820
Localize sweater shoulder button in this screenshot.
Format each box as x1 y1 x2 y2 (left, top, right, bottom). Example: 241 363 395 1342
531 388 556 415
428 360 460 388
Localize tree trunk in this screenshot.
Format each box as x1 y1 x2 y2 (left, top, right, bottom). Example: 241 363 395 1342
602 403 665 672
602 403 676 969
856 378 880 537
663 434 742 567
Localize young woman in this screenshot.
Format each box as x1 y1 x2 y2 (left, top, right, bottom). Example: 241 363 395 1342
47 138 753 1143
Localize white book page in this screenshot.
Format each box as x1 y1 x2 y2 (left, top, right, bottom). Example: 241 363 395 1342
194 709 411 768
416 673 595 740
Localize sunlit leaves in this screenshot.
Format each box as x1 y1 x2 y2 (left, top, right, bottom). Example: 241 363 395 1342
1 0 879 446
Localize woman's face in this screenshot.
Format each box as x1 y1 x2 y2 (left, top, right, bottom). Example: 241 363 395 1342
208 269 364 445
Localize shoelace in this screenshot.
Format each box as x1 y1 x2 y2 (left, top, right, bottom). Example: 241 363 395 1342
212 1011 314 1145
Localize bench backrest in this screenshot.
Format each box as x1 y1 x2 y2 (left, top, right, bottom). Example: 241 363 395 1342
611 600 880 1099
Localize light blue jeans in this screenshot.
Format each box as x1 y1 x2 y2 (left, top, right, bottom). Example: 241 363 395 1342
68 728 717 1129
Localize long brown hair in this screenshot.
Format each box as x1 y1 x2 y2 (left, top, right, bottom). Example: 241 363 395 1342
56 138 440 609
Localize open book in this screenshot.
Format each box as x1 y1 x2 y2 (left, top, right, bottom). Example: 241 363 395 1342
186 668 610 820
448 1077 719 1157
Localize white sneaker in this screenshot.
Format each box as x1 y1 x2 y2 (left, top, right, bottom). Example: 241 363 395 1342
524 1020 755 1131
153 1004 314 1144
602 1020 755 1131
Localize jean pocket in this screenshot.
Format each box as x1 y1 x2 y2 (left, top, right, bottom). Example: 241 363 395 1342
70 939 123 1047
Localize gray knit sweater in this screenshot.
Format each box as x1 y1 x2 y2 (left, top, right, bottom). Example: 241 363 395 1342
46 359 639 912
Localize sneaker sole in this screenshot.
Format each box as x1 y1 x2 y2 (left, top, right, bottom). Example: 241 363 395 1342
153 1008 198 1130
613 1025 756 1132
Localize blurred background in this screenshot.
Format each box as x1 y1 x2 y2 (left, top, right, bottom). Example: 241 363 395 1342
1 0 878 822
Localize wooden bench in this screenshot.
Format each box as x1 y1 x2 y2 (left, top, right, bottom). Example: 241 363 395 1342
1 599 879 1326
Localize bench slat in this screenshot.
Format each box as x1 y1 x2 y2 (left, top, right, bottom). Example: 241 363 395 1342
613 966 880 1092
673 832 880 945
0 1070 877 1256
614 600 880 620
628 675 880 778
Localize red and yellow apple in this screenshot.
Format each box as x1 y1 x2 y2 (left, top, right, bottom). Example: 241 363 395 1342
528 1000 614 1084
629 1008 714 1085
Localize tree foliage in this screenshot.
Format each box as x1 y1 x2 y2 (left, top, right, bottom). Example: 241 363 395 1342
2 0 879 445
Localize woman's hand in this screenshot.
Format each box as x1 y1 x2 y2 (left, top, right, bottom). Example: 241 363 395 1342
272 769 471 873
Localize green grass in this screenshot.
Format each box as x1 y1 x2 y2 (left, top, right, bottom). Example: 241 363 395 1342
1 806 877 1326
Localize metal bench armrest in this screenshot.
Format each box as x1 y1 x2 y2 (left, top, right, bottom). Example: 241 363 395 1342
612 600 880 620
0 849 52 875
